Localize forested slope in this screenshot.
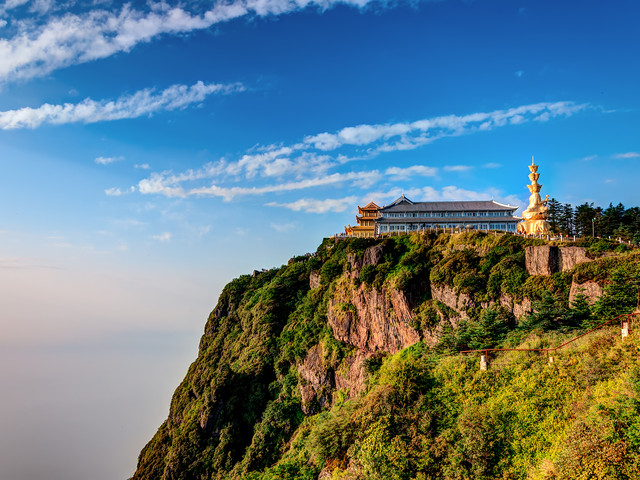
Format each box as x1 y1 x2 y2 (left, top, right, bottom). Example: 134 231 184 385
132 232 640 480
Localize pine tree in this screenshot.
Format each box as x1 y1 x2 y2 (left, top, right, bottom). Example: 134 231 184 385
600 203 626 237
574 202 597 237
562 292 593 328
558 204 575 235
592 263 640 321
520 291 567 331
547 198 562 233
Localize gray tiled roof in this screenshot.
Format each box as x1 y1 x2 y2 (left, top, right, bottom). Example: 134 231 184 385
380 197 518 212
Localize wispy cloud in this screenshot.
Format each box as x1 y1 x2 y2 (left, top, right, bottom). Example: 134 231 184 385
304 102 588 153
151 232 171 242
612 152 640 159
134 163 151 170
267 195 358 213
444 165 472 172
385 165 437 180
0 81 243 129
139 171 381 201
270 222 297 232
483 162 500 168
95 156 123 165
0 0 415 84
136 101 588 201
105 186 134 196
138 102 589 201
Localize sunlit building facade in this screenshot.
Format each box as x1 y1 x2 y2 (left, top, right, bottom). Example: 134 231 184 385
376 195 520 234
344 201 380 238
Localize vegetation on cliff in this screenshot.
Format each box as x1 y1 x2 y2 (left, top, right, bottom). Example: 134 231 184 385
132 232 640 480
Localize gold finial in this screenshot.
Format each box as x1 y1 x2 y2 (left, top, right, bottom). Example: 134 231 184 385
517 156 550 235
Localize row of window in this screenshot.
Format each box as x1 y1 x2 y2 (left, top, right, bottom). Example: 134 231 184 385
379 223 517 232
381 211 511 218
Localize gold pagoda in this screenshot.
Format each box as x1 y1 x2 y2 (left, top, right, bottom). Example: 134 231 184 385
345 201 380 238
517 156 550 235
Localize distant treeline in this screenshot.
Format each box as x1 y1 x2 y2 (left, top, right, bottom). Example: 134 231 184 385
547 198 640 241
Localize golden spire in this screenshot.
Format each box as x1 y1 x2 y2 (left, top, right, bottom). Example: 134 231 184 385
517 156 550 235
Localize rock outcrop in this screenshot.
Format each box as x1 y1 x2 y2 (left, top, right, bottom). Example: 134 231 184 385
498 293 532 320
327 280 420 354
347 244 385 279
569 279 603 305
309 271 321 289
525 245 591 276
526 245 559 276
297 344 335 414
431 284 473 320
559 246 592 271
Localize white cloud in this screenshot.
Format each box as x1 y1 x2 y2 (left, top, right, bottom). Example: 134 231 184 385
136 101 588 202
267 195 358 213
304 102 589 153
612 152 640 159
483 162 500 168
134 163 150 170
227 148 334 179
0 19 7 28
385 165 437 179
270 222 297 232
105 186 135 196
139 170 381 201
0 0 397 84
0 81 244 129
95 156 123 165
151 232 171 242
1 0 28 13
444 165 472 172
105 187 124 196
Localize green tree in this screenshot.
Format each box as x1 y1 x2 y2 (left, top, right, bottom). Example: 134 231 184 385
547 197 562 233
558 203 575 235
574 202 598 237
519 291 567 331
592 263 640 320
462 307 515 350
600 202 626 238
561 291 592 328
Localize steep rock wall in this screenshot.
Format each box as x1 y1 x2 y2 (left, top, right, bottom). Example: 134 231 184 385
569 279 603 305
300 274 422 413
525 245 592 276
327 279 420 354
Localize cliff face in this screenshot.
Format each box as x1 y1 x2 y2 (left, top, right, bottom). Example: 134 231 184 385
132 233 636 480
525 245 592 275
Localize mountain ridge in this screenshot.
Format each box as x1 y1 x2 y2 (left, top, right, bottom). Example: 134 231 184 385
131 232 640 480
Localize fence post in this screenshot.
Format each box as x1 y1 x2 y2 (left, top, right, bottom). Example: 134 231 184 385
480 353 488 371
622 319 630 340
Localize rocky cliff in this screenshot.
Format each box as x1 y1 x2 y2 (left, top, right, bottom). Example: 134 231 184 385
131 233 639 480
525 245 592 275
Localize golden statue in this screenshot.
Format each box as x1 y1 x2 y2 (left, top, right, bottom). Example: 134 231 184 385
517 156 550 235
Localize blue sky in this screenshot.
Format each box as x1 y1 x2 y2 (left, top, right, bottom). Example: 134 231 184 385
1 1 639 479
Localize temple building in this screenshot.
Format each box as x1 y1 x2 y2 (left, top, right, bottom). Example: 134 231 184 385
344 201 380 237
375 194 520 234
